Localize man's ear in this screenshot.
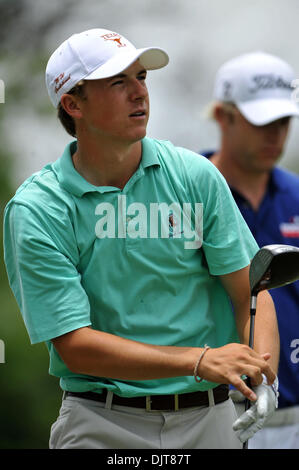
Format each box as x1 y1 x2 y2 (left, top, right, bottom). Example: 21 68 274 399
60 94 83 119
214 104 235 128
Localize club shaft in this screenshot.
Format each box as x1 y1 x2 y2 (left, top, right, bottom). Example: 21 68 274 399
248 309 256 349
243 296 257 449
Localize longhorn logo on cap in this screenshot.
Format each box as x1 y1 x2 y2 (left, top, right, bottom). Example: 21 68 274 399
101 32 127 48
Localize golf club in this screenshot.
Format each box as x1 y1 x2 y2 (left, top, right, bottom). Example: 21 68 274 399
243 244 299 449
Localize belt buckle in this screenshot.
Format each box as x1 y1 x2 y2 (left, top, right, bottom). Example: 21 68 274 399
146 394 179 412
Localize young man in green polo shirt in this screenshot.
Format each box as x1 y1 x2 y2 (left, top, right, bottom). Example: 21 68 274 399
4 28 279 449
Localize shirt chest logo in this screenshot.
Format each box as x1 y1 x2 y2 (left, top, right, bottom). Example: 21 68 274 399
280 216 299 238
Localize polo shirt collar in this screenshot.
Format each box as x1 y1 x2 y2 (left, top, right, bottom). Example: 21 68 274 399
140 136 160 169
230 169 285 205
53 137 160 197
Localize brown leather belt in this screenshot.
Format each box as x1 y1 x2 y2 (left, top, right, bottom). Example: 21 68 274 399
65 384 229 411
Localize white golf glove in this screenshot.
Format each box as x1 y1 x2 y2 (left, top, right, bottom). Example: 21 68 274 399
232 375 279 443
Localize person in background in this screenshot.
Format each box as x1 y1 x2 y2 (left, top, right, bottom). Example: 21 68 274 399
201 51 299 449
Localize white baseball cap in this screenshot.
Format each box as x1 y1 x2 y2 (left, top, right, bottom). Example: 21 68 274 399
213 51 299 125
45 28 169 107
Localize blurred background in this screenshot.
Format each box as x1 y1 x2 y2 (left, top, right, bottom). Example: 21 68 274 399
0 0 298 449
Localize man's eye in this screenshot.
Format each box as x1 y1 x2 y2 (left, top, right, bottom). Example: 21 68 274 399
111 77 124 86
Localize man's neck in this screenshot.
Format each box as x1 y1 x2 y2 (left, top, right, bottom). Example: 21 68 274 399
210 150 270 211
72 136 142 189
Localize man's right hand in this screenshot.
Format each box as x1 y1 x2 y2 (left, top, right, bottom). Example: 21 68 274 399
196 343 275 402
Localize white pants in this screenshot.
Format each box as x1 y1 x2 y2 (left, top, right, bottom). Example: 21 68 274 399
49 392 242 449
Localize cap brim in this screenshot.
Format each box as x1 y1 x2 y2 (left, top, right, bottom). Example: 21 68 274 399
84 47 169 81
237 98 299 126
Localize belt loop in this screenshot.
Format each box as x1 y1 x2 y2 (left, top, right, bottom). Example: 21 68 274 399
62 391 66 401
146 396 152 411
105 390 114 409
208 388 215 407
174 394 179 411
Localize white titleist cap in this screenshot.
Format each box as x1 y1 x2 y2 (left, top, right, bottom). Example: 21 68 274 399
45 28 169 107
213 51 299 125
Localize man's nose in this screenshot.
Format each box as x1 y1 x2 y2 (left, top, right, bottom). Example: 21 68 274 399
130 79 148 100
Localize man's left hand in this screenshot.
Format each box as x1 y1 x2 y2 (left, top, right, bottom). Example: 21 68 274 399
232 376 279 443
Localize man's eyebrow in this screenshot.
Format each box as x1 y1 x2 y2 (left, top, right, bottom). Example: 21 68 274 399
107 73 126 82
107 69 147 81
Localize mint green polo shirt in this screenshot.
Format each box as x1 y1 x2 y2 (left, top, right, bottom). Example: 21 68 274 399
4 137 259 396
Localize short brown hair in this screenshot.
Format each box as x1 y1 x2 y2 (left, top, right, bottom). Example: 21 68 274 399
57 80 86 137
205 101 237 121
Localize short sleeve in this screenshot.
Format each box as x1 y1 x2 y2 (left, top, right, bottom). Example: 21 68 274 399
4 203 91 344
